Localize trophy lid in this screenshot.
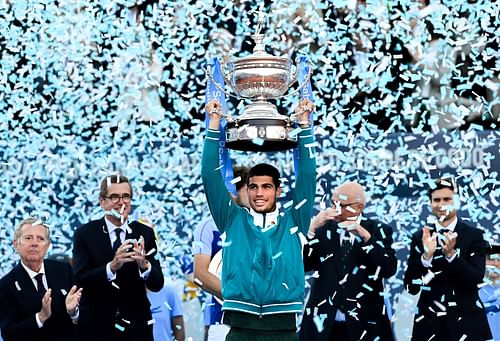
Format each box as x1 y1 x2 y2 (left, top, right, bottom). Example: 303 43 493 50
228 34 291 69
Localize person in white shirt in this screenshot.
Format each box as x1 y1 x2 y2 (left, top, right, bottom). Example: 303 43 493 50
72 174 163 341
300 181 397 340
0 217 82 341
404 178 492 340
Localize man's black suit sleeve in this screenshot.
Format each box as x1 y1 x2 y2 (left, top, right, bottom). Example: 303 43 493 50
403 231 427 295
303 225 326 272
361 222 397 279
142 227 163 292
0 280 40 341
72 226 110 289
443 227 486 292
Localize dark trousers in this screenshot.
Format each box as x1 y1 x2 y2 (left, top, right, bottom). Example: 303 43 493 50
226 327 298 341
433 318 453 341
328 321 349 341
223 311 297 341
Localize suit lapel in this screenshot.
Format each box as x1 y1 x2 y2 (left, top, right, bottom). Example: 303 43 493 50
13 263 42 312
96 218 116 261
125 221 136 241
453 220 467 250
330 223 343 277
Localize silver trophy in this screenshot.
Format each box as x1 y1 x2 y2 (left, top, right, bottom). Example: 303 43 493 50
207 19 312 152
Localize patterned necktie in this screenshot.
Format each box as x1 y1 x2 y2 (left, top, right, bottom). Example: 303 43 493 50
34 273 46 297
112 229 123 252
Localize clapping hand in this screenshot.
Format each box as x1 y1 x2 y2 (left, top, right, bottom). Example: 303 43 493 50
130 236 150 271
440 231 457 258
65 285 83 317
340 219 371 243
422 226 438 260
38 289 52 323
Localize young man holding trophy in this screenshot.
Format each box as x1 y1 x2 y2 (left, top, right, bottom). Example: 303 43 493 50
202 99 315 340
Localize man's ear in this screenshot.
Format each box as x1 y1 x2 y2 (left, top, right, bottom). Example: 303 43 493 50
277 187 282 197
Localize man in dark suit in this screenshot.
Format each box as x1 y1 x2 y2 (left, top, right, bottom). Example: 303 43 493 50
73 174 163 341
0 217 82 341
404 178 492 341
299 181 396 341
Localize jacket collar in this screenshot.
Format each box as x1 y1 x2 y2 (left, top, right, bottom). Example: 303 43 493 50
249 207 280 229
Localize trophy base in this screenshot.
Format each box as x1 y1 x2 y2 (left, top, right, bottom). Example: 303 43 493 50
225 116 297 152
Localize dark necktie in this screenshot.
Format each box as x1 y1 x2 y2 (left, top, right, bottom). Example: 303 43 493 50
34 273 46 297
340 238 353 276
112 229 123 253
339 237 353 313
439 228 450 235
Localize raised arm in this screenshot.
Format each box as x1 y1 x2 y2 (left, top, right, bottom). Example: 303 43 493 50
292 99 317 235
200 100 237 233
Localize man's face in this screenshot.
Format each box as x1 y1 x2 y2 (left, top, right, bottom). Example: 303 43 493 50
14 224 50 268
331 193 364 223
430 188 457 222
100 182 132 225
247 176 281 213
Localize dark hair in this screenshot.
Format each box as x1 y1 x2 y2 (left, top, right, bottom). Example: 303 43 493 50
428 178 456 199
247 163 280 188
233 166 249 191
99 174 132 199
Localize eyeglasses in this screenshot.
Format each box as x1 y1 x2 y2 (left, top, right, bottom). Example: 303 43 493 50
331 200 361 212
105 193 132 204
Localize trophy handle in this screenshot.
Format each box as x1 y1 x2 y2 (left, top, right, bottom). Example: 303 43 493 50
281 59 313 98
220 59 232 86
205 60 240 100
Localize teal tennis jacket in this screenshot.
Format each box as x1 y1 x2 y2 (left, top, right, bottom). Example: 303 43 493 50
201 126 316 316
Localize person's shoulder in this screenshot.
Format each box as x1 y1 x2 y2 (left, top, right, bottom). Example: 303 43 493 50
129 220 155 235
45 259 71 271
0 265 17 287
76 218 104 233
363 218 393 232
457 220 485 236
315 221 337 239
194 217 217 234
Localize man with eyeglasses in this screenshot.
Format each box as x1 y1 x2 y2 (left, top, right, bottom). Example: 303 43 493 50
299 181 397 341
72 174 163 341
0 217 82 341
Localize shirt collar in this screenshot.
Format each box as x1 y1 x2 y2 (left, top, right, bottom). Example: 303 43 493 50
338 216 362 244
20 261 45 279
436 216 458 232
104 216 129 235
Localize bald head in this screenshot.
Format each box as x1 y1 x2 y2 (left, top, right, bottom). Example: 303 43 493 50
332 182 366 205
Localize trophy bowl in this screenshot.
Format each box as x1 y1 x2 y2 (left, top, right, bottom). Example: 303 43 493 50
226 55 293 99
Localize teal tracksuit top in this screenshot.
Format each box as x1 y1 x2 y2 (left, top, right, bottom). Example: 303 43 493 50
201 126 316 316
